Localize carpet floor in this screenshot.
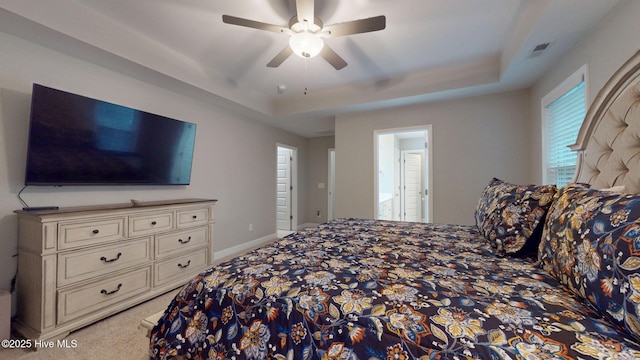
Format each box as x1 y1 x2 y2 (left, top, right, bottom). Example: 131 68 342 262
1 289 178 360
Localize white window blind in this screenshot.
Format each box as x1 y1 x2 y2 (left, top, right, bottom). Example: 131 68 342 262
544 78 586 187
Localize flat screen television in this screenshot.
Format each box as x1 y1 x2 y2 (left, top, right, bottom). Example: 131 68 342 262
25 84 196 186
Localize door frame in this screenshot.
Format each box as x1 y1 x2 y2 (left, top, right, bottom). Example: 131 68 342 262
374 125 433 222
276 143 298 231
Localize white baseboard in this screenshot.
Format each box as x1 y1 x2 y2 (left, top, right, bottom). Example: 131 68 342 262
213 224 321 263
298 222 320 230
213 233 276 262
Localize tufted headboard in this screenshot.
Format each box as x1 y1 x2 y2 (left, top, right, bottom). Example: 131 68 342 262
571 50 640 193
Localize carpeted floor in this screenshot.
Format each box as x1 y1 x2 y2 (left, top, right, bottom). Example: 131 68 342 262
0 290 178 360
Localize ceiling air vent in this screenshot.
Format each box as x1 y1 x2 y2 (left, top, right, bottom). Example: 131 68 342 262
529 42 550 58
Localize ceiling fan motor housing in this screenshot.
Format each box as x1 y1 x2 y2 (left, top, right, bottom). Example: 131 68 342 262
288 16 323 33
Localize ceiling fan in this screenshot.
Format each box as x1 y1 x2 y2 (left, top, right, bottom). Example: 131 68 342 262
222 0 386 70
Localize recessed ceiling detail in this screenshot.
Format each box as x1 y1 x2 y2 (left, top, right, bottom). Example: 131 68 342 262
0 0 621 137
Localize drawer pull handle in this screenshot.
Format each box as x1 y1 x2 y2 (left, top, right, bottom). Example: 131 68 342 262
100 252 122 263
178 236 191 244
151 221 157 226
92 229 100 234
178 260 191 269
192 215 198 219
100 283 122 296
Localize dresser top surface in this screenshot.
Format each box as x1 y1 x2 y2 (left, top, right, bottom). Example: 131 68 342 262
16 198 217 217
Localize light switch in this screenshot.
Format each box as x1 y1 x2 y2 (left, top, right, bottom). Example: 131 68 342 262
318 183 325 189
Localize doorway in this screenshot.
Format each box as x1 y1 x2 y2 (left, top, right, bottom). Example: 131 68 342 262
374 126 432 222
276 144 297 234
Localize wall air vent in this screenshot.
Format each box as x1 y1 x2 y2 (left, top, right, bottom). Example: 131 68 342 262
529 42 550 58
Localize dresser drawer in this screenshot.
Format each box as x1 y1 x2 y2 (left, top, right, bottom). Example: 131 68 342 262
58 217 127 250
129 211 174 237
154 249 208 286
177 208 209 228
155 227 207 258
57 266 152 324
57 237 152 286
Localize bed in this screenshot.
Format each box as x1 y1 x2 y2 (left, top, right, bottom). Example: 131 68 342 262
149 50 640 359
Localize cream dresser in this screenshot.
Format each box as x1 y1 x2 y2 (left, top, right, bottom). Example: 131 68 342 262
13 198 217 341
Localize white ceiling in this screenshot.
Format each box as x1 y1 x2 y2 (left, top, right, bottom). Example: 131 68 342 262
0 0 620 137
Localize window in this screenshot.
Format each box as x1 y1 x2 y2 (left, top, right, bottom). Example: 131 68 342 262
542 66 587 187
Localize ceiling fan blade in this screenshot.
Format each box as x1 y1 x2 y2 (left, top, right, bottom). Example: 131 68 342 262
322 15 386 38
267 45 294 67
295 0 314 23
222 15 290 34
320 45 347 70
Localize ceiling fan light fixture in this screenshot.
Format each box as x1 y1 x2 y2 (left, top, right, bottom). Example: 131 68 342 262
289 32 324 58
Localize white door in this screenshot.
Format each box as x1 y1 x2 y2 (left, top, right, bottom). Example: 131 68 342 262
402 152 422 222
276 147 292 231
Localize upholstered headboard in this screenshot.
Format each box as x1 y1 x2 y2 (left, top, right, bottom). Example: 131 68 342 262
571 50 640 193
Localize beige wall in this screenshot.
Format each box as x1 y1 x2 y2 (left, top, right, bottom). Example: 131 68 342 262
529 0 640 182
0 32 311 303
305 136 335 224
335 89 531 225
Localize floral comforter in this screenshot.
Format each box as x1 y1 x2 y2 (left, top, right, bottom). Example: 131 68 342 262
149 218 640 359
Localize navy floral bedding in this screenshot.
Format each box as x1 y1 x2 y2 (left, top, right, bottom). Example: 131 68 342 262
149 218 640 359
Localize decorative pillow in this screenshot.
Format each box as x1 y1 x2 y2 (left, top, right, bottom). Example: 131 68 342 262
539 184 640 340
475 178 557 256
474 177 504 229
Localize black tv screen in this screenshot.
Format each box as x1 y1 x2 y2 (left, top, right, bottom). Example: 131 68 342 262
25 84 196 185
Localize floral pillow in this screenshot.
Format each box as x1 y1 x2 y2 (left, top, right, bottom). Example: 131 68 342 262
474 178 503 230
475 178 557 256
539 184 640 340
